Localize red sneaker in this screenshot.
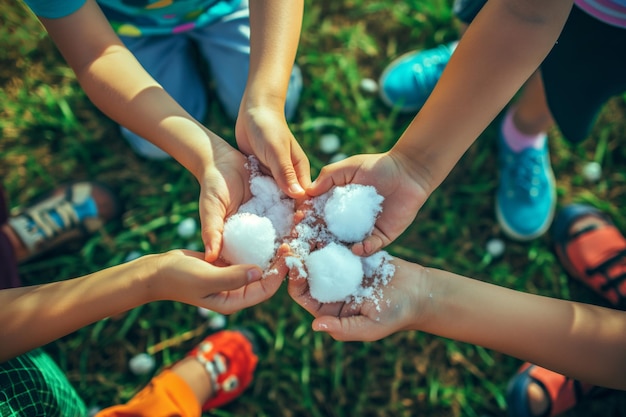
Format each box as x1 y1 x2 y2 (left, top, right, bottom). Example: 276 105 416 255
187 329 259 410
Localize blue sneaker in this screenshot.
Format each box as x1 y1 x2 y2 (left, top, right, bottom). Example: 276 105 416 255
495 134 556 241
379 42 457 113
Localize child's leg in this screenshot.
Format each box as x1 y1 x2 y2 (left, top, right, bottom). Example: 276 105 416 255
96 369 203 417
96 330 258 417
191 0 302 121
0 349 87 416
510 72 554 139
118 34 208 160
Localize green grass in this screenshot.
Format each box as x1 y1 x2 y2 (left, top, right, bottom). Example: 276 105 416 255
2 1 626 416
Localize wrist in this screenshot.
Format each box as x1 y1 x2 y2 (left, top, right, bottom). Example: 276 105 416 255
240 87 287 115
129 254 164 303
386 148 436 200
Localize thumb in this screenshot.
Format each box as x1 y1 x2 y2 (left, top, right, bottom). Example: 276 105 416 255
204 264 263 293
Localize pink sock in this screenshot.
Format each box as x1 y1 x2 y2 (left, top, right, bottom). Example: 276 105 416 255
502 107 546 153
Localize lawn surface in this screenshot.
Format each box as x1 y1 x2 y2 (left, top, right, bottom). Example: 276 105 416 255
2 1 626 416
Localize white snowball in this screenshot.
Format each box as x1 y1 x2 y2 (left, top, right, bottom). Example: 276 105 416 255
177 217 197 238
319 133 341 154
486 238 506 257
582 161 602 182
359 77 379 93
221 212 277 270
324 184 383 243
128 353 155 375
306 242 364 303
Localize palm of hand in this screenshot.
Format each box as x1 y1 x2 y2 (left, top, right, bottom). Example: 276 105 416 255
315 153 429 255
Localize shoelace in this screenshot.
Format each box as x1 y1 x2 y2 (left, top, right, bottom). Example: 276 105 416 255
26 200 79 239
412 45 450 90
503 151 545 198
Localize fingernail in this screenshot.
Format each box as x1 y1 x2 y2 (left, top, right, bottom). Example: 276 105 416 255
247 268 262 282
289 183 305 195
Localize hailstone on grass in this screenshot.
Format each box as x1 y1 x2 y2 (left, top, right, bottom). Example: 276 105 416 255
177 217 197 238
582 161 602 182
128 353 155 375
486 238 506 258
319 133 341 154
359 77 379 93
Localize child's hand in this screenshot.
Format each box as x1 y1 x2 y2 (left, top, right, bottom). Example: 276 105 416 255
149 246 289 314
287 257 428 342
308 152 430 256
198 141 252 262
235 106 311 199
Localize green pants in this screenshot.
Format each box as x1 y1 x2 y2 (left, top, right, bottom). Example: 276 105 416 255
0 349 87 416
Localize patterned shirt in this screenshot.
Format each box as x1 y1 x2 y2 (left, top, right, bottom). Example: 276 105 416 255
575 0 626 28
23 0 242 36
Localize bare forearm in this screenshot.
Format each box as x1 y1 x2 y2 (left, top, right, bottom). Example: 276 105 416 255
38 0 219 179
417 267 626 389
391 0 573 193
245 0 303 107
0 258 154 362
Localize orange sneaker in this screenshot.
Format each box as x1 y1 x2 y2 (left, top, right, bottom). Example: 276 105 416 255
187 329 259 410
552 204 626 309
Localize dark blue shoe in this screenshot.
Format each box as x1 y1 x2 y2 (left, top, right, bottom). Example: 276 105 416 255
379 42 457 113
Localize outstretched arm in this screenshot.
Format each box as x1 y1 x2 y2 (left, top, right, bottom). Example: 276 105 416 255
309 0 574 255
1 250 286 362
390 0 573 191
236 0 310 199
289 257 626 390
31 0 250 261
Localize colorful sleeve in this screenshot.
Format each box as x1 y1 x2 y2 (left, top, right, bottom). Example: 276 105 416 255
22 0 87 19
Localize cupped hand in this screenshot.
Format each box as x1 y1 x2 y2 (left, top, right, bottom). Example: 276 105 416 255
235 105 311 199
198 140 251 262
151 247 289 314
308 152 430 256
287 256 427 342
